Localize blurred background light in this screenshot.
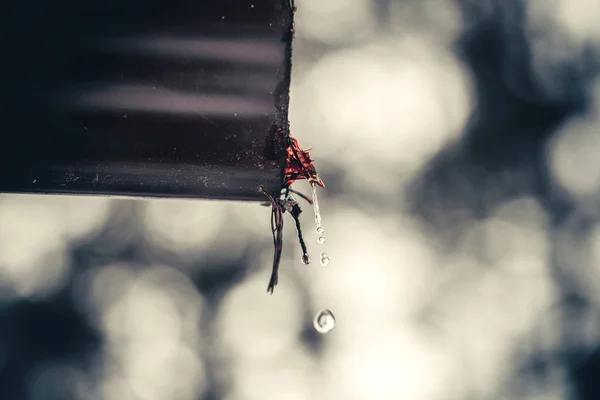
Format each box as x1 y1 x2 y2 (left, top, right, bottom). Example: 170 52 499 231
216 274 304 360
289 35 473 197
547 79 600 201
296 0 376 45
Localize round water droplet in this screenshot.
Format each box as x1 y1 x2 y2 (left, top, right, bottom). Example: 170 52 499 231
316 226 324 235
317 236 326 244
320 253 330 266
313 309 336 333
301 254 311 265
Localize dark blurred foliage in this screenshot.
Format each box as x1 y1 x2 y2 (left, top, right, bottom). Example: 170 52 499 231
407 1 600 399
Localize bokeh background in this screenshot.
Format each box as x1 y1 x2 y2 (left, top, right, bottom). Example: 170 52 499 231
3 0 600 399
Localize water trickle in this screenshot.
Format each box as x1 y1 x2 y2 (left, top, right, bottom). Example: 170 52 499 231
313 309 336 333
320 253 330 266
310 182 324 234
317 236 326 244
301 254 311 265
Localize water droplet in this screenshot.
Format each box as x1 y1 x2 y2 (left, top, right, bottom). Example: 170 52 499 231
316 226 324 235
313 309 336 333
320 253 330 266
317 236 326 244
301 254 311 265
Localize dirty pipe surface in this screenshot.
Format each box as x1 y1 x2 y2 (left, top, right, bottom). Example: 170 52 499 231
1 0 293 201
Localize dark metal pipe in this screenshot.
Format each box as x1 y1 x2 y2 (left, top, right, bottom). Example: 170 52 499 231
1 0 293 201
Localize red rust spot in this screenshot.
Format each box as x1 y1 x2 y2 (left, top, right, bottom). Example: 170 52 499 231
284 135 325 189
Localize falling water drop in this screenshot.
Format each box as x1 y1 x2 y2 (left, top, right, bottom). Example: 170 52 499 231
313 309 336 333
320 253 330 266
317 236 326 244
316 226 324 235
301 254 311 265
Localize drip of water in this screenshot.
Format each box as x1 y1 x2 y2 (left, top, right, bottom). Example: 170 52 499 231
301 254 311 265
313 309 336 333
310 182 323 234
309 183 334 330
